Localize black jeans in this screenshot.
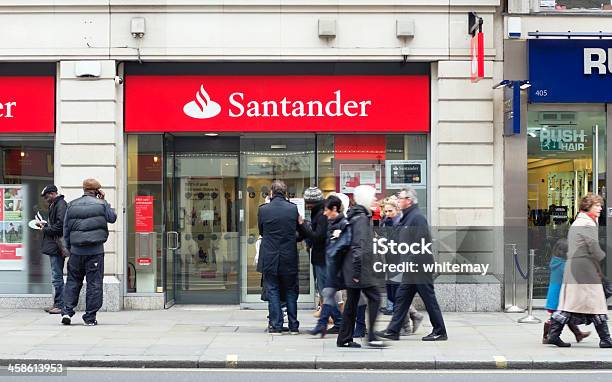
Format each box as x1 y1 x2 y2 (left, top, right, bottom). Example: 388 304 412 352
337 286 381 345
62 254 104 323
387 283 446 335
263 272 299 330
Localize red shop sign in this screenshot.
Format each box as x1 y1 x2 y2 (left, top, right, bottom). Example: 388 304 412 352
470 32 485 83
125 75 429 133
0 76 55 133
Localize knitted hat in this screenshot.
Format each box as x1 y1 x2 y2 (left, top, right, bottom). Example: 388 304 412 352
82 178 102 191
303 187 324 203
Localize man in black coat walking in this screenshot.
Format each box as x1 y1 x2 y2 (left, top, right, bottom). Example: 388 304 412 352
377 187 447 341
257 180 301 334
38 185 68 315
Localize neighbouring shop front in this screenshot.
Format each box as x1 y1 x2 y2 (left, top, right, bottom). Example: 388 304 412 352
0 63 56 296
123 62 431 307
527 39 612 301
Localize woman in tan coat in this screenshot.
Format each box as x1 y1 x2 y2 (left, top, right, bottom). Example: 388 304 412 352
548 194 612 348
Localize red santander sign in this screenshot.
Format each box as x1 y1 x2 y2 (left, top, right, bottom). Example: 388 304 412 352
125 75 429 132
0 76 55 133
470 32 485 83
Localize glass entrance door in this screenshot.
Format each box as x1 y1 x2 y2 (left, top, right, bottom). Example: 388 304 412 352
527 107 607 299
240 135 316 304
165 135 241 304
163 135 177 307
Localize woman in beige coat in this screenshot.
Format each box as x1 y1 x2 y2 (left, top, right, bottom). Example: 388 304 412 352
548 194 612 348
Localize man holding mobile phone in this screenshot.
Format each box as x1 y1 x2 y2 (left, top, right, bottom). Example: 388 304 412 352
61 178 117 326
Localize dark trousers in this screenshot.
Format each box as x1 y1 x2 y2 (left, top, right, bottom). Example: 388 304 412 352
263 272 299 330
337 286 381 345
386 283 399 304
49 255 65 308
387 283 446 335
62 254 104 323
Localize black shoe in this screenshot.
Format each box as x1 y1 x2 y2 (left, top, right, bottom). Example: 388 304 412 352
84 320 98 326
366 339 388 348
268 328 283 335
422 333 448 341
289 329 299 335
379 307 393 316
547 320 571 347
337 341 361 348
594 322 612 348
308 326 327 337
326 326 340 335
61 315 71 326
375 330 399 341
281 327 290 333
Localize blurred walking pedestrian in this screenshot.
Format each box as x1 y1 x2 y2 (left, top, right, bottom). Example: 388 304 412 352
548 194 611 348
542 237 590 344
308 195 350 337
377 187 446 342
337 185 385 348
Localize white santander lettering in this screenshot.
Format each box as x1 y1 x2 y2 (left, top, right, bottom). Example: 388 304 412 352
228 92 245 117
584 48 612 75
226 90 372 118
0 101 16 118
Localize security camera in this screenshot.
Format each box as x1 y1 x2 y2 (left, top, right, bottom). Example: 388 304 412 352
114 76 124 86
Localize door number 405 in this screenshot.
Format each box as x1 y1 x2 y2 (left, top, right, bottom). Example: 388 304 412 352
534 89 548 97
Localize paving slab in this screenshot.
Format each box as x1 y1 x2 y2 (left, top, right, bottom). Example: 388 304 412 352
0 308 611 369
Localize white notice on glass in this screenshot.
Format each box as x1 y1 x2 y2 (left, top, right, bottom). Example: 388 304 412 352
290 198 306 218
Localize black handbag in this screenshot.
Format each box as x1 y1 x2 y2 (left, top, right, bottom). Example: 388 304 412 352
596 261 612 299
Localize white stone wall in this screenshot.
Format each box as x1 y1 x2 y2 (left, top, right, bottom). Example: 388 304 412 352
57 61 123 279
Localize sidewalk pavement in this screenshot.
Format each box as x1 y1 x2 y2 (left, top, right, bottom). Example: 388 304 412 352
1 307 612 370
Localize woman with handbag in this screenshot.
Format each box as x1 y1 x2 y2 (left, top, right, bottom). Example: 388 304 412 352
548 194 612 348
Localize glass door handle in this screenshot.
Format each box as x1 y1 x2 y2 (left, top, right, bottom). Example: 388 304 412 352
167 231 180 250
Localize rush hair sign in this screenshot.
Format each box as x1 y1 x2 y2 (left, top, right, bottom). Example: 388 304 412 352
0 76 55 133
125 75 429 132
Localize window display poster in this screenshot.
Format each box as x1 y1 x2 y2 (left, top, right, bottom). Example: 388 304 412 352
385 160 426 188
134 195 154 233
339 164 382 194
0 185 24 270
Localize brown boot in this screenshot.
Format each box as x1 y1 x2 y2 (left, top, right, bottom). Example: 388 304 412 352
568 323 591 343
542 320 551 344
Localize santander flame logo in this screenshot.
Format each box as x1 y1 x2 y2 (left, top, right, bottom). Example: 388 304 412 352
183 85 222 119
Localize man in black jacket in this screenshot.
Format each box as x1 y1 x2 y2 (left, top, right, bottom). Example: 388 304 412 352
376 187 447 342
61 178 117 326
257 180 301 334
39 185 68 315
